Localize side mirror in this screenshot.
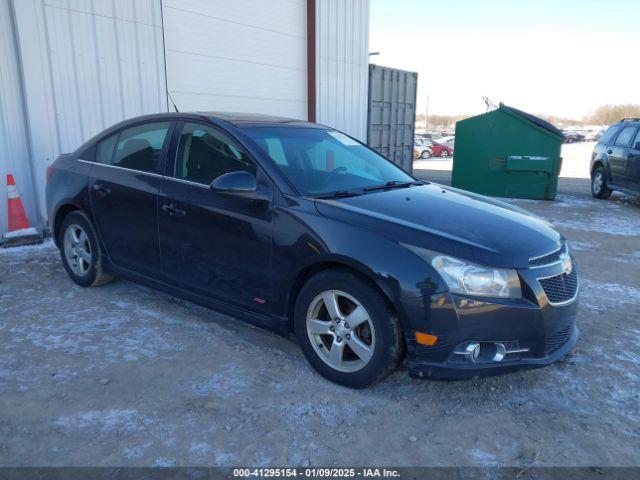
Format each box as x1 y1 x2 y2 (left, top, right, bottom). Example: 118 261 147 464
210 171 268 202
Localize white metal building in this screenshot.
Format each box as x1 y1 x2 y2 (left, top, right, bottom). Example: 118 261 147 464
0 0 370 237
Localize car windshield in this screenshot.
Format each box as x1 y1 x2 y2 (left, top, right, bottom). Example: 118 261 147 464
242 126 415 196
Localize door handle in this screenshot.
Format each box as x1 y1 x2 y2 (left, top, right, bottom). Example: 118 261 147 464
92 184 110 196
162 203 186 217
627 153 634 158
607 149 613 154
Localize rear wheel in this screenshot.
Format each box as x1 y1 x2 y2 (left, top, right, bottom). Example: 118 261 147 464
591 166 612 199
294 268 403 388
440 149 450 158
59 211 113 287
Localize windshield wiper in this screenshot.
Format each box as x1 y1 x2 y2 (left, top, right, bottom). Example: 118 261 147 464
363 180 426 192
314 190 362 199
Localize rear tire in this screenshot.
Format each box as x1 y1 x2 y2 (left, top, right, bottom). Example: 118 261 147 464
59 211 113 287
294 268 403 388
591 166 612 199
440 149 450 158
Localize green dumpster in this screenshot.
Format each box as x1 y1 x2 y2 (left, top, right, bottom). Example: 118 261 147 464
451 104 564 200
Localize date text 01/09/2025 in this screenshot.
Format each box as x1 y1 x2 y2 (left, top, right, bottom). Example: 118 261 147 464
232 468 401 478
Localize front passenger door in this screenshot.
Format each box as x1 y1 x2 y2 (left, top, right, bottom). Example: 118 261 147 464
159 121 274 312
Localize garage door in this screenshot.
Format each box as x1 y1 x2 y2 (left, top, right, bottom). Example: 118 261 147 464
163 0 308 120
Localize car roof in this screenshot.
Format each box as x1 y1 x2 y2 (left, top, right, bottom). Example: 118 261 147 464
112 111 322 129
73 111 328 155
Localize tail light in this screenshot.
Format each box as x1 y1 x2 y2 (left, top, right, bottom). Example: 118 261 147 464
45 164 55 183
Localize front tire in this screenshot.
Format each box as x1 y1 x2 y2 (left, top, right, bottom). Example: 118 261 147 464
59 211 113 287
294 268 403 388
420 149 432 159
591 166 612 199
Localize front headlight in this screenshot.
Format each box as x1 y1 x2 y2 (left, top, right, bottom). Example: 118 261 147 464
402 244 522 298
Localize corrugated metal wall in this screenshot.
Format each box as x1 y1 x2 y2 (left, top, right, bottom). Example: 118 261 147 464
162 0 308 119
316 0 370 142
0 0 38 235
11 0 167 224
0 0 372 236
367 64 417 172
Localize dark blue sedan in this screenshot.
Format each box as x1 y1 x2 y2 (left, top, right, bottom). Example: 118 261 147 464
46 112 579 388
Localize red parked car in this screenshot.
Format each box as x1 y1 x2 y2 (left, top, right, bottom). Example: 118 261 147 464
426 140 453 158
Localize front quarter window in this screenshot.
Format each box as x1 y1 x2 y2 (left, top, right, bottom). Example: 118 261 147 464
242 126 414 195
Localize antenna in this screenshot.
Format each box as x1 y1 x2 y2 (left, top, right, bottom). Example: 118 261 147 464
167 91 179 112
482 96 498 112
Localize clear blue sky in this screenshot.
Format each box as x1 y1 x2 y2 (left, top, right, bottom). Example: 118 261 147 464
370 0 639 119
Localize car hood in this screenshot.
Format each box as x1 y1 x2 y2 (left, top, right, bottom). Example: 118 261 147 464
314 183 563 269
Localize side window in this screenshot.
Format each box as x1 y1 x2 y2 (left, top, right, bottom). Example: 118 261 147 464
614 126 636 147
96 134 118 164
175 122 256 185
111 122 171 174
598 125 620 144
633 130 640 151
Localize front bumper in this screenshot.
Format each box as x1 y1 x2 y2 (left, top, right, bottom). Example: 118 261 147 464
399 265 579 379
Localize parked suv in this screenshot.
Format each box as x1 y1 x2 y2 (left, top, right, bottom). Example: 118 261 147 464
591 118 640 199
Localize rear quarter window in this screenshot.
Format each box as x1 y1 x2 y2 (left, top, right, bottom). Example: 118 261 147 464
96 135 118 164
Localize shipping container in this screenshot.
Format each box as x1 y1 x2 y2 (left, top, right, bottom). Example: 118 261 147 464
366 64 417 172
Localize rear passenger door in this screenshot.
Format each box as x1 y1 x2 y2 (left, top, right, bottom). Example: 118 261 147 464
608 126 637 186
159 121 274 312
88 121 173 277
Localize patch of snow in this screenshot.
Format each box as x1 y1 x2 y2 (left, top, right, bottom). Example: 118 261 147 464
580 280 640 312
469 449 499 467
569 241 596 252
3 227 39 239
553 215 640 237
189 442 211 456
55 409 153 433
0 239 55 255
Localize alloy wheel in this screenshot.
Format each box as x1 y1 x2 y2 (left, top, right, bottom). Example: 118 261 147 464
593 171 604 194
63 224 92 276
306 290 375 373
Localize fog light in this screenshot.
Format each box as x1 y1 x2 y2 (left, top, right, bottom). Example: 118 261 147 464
453 341 530 364
461 342 481 363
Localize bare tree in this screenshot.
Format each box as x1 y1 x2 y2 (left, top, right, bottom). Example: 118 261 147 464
587 104 640 125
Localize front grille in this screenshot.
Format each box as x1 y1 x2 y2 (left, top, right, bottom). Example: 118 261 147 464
539 267 578 304
530 245 564 267
545 322 574 355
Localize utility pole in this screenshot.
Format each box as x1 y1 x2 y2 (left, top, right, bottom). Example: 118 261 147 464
425 95 430 131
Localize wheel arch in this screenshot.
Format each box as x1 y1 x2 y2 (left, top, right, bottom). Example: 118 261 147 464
284 257 401 334
52 204 81 247
591 159 605 176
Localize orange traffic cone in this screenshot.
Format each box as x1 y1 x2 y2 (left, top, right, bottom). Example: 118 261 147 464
3 174 41 246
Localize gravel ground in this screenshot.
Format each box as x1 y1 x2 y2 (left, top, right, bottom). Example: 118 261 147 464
1 171 639 467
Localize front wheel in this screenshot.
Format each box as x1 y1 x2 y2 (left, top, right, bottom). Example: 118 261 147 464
420 149 432 159
591 166 612 199
294 268 403 388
